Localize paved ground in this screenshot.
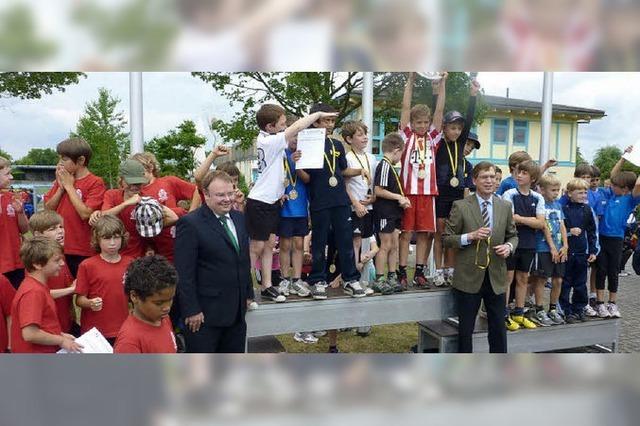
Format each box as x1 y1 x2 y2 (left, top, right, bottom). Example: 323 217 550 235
613 270 640 352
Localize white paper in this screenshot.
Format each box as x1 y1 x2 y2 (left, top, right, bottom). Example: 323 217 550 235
295 128 326 169
57 327 113 354
623 142 640 167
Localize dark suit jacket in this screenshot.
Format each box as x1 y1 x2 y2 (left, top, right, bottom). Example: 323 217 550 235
443 194 518 295
175 206 254 327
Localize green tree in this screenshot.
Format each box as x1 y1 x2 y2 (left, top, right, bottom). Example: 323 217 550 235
72 88 129 188
146 120 207 180
0 5 57 69
193 72 487 150
0 72 85 99
593 145 640 181
0 148 12 161
16 148 58 165
576 146 587 165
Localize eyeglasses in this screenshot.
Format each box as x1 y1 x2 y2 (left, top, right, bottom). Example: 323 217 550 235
474 236 491 270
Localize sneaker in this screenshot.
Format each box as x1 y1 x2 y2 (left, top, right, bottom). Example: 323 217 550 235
535 310 553 327
261 286 286 303
607 303 621 318
387 275 403 293
399 273 409 289
525 295 535 310
576 311 587 322
547 309 565 325
312 330 327 338
511 314 537 329
311 282 328 300
565 313 580 324
293 332 318 344
444 272 453 287
596 303 610 318
344 280 366 298
290 279 311 297
356 326 371 337
247 301 259 311
524 309 538 324
433 271 446 288
413 274 431 289
360 281 375 296
278 279 291 296
371 277 394 295
545 279 553 289
505 317 520 331
584 304 598 317
619 271 630 277
328 346 340 353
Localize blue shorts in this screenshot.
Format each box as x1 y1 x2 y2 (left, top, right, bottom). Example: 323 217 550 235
278 217 309 238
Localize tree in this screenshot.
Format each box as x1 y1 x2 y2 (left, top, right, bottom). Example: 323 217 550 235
576 146 587 166
593 145 640 181
0 72 85 99
193 72 487 150
0 5 58 69
72 88 129 188
16 148 58 165
146 120 207 180
0 148 12 161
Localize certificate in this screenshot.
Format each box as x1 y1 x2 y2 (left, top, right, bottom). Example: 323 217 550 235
57 327 113 354
623 142 640 167
295 128 326 169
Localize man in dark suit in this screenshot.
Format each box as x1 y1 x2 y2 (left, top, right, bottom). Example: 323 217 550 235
175 170 254 353
443 161 518 353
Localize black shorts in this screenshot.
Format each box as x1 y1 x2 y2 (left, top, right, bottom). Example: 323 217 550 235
436 196 460 219
246 198 280 241
532 252 566 278
506 248 536 273
277 217 309 238
376 216 402 234
350 211 374 238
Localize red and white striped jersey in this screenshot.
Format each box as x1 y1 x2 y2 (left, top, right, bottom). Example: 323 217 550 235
399 125 442 195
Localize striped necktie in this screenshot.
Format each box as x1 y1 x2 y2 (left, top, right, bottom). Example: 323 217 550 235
481 200 490 228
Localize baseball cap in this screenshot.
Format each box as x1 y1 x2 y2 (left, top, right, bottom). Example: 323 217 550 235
443 111 465 124
467 132 481 149
134 197 164 238
119 159 149 185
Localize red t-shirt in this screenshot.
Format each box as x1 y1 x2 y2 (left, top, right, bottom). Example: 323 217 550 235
75 255 132 338
44 173 106 256
47 263 75 333
0 275 16 352
141 176 195 262
0 190 23 273
114 315 176 354
10 275 62 353
102 189 144 259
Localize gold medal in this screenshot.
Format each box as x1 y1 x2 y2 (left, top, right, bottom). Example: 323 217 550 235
329 264 336 273
289 189 298 200
450 176 460 188
418 168 427 180
329 176 338 187
325 140 339 189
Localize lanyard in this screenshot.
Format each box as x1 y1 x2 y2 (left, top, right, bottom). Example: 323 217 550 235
475 236 491 269
383 156 404 197
283 156 296 188
324 140 337 177
351 149 370 182
444 139 459 177
416 132 431 165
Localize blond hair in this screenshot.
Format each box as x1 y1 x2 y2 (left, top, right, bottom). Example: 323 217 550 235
566 178 589 192
91 215 128 253
0 156 10 170
537 174 561 189
131 152 160 177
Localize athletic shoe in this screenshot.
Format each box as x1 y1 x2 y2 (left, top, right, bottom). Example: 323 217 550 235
290 279 311 297
524 309 538 324
293 332 318 344
607 303 621 318
387 275 404 293
596 303 610 318
584 304 598 317
371 277 394 295
535 310 553 327
312 330 327 338
547 309 565 325
511 314 537 329
328 346 340 353
278 279 291 296
444 272 453 287
433 271 446 288
413 274 431 289
261 286 286 303
545 279 553 289
344 280 366 298
565 313 580 324
525 295 535 310
356 326 371 337
576 311 587 322
360 281 375 296
311 282 328 300
247 301 259 311
399 272 409 289
505 317 520 331
619 271 630 277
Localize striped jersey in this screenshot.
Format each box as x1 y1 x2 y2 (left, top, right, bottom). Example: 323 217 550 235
399 125 442 195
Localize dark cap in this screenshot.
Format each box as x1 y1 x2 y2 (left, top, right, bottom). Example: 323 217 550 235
119 159 149 185
443 111 465 124
467 132 481 149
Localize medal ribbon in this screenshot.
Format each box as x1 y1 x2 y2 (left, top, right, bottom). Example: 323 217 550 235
283 156 296 188
383 156 405 197
444 139 459 179
324 140 337 179
351 149 371 183
475 236 491 270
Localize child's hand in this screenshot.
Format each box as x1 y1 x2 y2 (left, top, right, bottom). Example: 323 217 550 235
360 168 371 182
560 247 568 263
89 210 102 226
212 145 230 158
57 167 75 190
569 227 582 236
235 189 245 205
292 150 302 162
318 112 338 120
360 195 374 206
123 193 142 207
354 202 367 218
162 206 179 226
544 159 558 169
551 248 559 263
89 297 103 312
303 251 312 264
624 145 633 154
68 280 77 294
587 254 597 263
60 334 83 353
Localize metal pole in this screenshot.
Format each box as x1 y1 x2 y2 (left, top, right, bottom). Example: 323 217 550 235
362 72 374 155
129 72 144 154
540 72 553 165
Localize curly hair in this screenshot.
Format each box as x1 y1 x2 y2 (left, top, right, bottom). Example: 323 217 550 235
124 255 178 301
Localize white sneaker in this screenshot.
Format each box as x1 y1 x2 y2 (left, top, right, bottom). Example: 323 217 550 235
360 281 374 296
247 301 259 311
293 332 318 344
607 303 621 318
290 279 311 297
278 279 291 296
312 330 327 338
433 271 446 287
596 303 610 318
584 304 598 317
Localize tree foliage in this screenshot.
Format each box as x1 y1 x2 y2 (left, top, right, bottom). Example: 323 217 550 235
0 148 12 161
593 145 640 181
72 88 129 188
0 5 58 69
193 72 487 150
146 120 207 180
15 148 58 165
0 72 85 99
576 146 586 166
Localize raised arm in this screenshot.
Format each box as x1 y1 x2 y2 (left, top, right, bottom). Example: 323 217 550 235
400 72 415 130
194 145 229 186
611 145 633 178
432 72 448 131
458 78 479 143
284 112 338 142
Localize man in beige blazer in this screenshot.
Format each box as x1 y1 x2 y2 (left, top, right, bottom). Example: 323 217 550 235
443 161 518 353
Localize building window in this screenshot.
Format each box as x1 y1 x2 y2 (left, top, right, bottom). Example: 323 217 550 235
513 120 528 146
492 119 508 145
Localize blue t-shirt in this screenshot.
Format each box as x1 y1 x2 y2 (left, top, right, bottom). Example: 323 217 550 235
281 149 309 218
304 138 350 212
599 187 640 238
536 200 564 252
497 175 517 196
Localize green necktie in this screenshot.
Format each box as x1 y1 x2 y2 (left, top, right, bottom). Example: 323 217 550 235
219 215 239 253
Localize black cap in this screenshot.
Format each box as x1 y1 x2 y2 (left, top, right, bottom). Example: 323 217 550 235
443 110 465 124
467 132 481 149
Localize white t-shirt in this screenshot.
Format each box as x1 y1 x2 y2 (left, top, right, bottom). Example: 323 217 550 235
345 150 377 211
248 131 287 204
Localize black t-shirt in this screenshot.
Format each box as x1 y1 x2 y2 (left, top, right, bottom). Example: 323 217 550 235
305 137 350 212
435 138 466 199
373 158 403 220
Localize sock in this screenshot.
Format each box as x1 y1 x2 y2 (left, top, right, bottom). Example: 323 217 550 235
376 274 384 280
513 307 524 316
589 292 596 300
329 345 337 352
549 303 557 311
536 305 544 313
596 301 605 305
292 277 300 281
609 301 616 305
399 265 407 276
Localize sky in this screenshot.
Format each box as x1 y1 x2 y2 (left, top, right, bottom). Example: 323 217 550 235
0 72 637 162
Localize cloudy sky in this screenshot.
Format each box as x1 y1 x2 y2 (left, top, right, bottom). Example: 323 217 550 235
0 72 637 162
